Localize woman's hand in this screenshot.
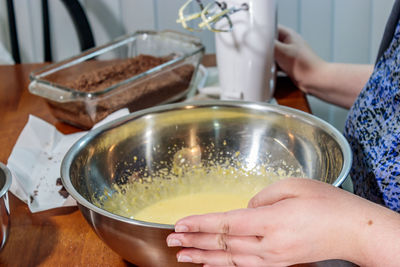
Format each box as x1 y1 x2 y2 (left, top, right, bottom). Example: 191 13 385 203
275 25 325 95
275 25 373 108
166 178 400 267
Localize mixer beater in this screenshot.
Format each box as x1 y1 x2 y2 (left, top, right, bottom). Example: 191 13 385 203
177 0 249 32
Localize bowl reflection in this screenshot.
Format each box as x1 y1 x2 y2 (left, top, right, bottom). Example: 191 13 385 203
0 162 12 250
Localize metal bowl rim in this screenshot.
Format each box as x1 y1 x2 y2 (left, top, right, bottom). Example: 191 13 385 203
0 162 12 199
61 100 352 229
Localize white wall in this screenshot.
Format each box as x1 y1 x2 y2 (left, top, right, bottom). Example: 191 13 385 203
277 0 394 130
0 0 396 129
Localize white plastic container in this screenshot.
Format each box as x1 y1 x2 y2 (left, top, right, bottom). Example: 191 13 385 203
215 0 277 102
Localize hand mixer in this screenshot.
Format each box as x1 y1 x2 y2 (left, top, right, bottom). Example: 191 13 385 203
177 0 277 102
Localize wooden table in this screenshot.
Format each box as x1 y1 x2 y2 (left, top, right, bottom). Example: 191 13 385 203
0 56 311 266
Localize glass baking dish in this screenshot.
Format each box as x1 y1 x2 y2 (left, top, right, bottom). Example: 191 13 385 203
29 30 205 129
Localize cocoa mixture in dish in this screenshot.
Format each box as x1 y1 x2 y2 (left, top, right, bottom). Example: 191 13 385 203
44 54 195 129
64 55 170 93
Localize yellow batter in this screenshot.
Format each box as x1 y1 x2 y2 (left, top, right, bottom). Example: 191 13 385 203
100 165 296 225
134 192 251 224
100 145 303 225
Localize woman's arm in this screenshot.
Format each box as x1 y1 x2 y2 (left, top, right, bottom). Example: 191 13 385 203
275 25 373 109
357 199 400 266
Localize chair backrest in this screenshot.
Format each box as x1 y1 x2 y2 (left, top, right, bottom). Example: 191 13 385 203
6 0 95 63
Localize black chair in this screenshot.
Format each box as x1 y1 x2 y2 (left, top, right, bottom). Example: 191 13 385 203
6 0 95 63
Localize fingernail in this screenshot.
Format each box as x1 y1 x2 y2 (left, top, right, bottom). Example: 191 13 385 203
175 224 189 232
167 238 182 247
177 255 192 263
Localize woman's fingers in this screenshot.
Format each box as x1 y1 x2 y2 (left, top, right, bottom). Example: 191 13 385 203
274 40 294 61
167 232 263 255
248 178 334 208
176 248 265 267
247 178 299 208
174 208 270 236
277 24 293 43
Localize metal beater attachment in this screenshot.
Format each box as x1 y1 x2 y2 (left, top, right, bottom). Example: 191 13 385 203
177 0 249 32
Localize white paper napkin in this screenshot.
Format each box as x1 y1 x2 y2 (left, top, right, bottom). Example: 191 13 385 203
7 109 129 213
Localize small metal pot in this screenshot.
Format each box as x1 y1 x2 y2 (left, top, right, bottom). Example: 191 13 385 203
0 162 11 250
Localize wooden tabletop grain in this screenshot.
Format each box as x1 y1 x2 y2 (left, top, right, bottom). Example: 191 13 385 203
0 55 313 266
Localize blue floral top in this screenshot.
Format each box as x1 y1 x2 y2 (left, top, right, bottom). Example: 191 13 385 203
344 20 400 212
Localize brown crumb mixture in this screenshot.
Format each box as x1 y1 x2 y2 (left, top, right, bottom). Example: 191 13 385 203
43 54 195 129
64 54 170 93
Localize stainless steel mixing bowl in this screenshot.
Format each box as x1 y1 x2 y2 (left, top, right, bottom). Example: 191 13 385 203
0 162 12 250
61 101 352 266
